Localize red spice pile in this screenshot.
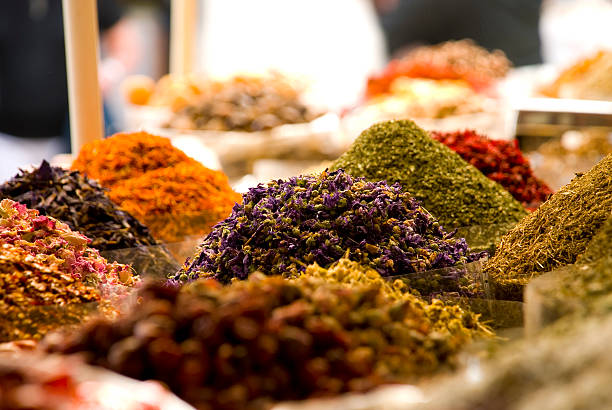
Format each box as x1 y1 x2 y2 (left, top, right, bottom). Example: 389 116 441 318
366 39 510 98
430 130 553 209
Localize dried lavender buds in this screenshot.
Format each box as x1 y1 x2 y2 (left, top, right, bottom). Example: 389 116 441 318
331 120 527 230
485 154 612 300
45 273 488 408
174 169 482 285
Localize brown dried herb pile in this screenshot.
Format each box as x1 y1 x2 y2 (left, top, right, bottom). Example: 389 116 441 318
526 214 612 326
44 269 488 409
331 120 527 230
485 154 612 300
0 160 178 276
72 131 198 188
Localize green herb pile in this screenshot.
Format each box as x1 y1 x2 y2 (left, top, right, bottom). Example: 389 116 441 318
0 161 178 277
526 214 612 326
415 314 612 410
485 154 612 300
331 120 526 230
45 270 487 409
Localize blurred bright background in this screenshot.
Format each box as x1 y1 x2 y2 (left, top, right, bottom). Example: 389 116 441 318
1 0 611 182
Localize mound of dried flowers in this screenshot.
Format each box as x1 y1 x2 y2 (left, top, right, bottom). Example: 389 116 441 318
0 199 133 341
109 162 241 243
71 131 197 188
44 272 488 408
174 169 482 285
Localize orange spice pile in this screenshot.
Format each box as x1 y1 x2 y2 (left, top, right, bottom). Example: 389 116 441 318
72 131 197 188
72 131 240 243
109 162 241 242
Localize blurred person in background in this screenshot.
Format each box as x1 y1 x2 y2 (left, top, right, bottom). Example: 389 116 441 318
377 0 543 66
0 0 139 180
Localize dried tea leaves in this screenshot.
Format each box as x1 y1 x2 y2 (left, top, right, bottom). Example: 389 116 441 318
174 170 482 285
485 154 612 300
45 273 488 408
0 161 178 276
331 120 527 230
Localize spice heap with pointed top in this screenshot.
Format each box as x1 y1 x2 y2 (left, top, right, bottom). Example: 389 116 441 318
430 130 552 208
72 131 197 188
72 131 240 243
109 162 241 243
44 270 488 408
0 199 133 341
174 169 482 289
485 154 612 300
0 161 177 275
331 120 527 230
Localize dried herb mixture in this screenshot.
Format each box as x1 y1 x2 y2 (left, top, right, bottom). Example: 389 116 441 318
45 273 488 408
0 199 132 341
485 154 612 300
174 169 482 286
431 130 552 208
0 161 178 275
109 162 241 243
331 120 527 230
72 131 197 188
416 314 612 410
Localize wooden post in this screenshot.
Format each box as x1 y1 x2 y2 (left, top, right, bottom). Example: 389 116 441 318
170 0 197 75
62 0 104 153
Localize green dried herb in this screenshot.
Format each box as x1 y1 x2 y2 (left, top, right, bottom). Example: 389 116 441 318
0 161 178 277
577 213 612 264
331 120 526 231
416 314 612 410
485 154 612 300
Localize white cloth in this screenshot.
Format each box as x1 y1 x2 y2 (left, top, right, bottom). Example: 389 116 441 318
197 0 386 110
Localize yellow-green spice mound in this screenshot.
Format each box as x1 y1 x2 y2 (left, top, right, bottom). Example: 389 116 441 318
485 154 612 300
331 120 526 229
303 257 492 338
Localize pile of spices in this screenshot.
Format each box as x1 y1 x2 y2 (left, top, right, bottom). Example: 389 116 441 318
0 161 178 276
109 162 241 243
173 169 482 286
44 274 488 409
526 215 612 326
0 199 134 287
71 131 197 188
577 214 612 264
485 154 612 300
430 130 553 208
331 120 527 230
166 75 321 132
366 39 510 98
304 257 491 337
414 314 612 410
0 199 132 341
